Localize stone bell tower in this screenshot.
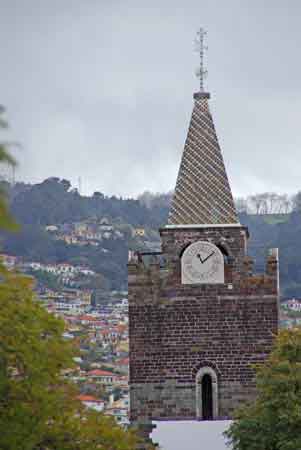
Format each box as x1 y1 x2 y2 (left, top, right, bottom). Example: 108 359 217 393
128 30 279 424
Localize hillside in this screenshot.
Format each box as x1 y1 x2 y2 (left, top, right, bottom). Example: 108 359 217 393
241 212 301 298
1 178 301 297
1 178 165 290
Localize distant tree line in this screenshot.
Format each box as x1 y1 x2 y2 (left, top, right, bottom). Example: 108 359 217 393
139 189 301 216
6 179 301 223
138 190 173 210
235 192 301 215
5 177 167 229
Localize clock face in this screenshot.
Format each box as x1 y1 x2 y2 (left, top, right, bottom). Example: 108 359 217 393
181 241 224 285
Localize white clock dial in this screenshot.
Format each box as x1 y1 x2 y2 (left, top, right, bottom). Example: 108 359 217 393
181 241 224 285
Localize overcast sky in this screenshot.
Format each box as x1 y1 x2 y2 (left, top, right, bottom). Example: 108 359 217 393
1 0 301 198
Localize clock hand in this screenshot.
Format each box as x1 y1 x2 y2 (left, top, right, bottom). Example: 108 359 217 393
197 253 205 264
202 251 215 264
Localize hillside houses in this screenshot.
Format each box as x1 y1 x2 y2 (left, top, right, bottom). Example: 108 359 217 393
24 261 96 277
63 301 130 425
77 395 105 412
0 253 18 270
44 218 160 256
21 261 97 290
282 298 301 312
0 250 132 426
45 218 126 247
106 396 130 426
113 357 129 374
37 288 92 317
280 299 301 328
87 369 120 384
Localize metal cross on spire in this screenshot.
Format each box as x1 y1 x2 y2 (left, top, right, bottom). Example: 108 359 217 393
194 27 208 92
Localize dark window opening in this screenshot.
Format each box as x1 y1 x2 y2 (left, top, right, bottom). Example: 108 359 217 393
202 374 213 420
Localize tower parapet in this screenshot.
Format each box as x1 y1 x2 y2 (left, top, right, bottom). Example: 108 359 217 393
129 240 278 421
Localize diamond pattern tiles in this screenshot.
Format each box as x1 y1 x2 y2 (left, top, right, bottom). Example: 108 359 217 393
168 95 239 225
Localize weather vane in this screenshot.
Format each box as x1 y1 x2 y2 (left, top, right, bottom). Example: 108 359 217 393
194 27 208 92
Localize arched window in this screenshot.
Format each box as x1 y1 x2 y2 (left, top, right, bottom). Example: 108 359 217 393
196 367 218 420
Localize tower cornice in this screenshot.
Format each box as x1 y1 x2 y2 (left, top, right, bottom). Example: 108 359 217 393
193 92 210 100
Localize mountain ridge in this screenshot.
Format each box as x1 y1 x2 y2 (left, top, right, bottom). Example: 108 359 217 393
1 178 300 297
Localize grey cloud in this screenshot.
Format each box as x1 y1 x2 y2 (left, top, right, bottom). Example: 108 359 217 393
1 0 301 197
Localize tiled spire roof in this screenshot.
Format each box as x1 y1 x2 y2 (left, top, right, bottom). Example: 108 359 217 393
168 92 238 225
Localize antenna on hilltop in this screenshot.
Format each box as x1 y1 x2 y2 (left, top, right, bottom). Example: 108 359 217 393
194 27 208 92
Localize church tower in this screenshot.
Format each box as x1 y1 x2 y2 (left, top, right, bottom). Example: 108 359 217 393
128 30 279 423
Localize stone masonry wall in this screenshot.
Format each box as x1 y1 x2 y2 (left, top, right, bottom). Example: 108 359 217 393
129 226 279 421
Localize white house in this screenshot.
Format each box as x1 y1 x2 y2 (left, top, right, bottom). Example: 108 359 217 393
106 397 130 426
87 369 119 384
45 225 59 232
77 395 105 412
283 298 301 312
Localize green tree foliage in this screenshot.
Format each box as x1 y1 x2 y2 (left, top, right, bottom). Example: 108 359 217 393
240 213 301 298
0 279 139 449
0 106 18 231
0 268 74 449
10 178 161 228
225 328 301 450
0 271 139 450
31 269 60 291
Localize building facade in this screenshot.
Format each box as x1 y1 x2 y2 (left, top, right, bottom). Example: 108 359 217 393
128 90 279 423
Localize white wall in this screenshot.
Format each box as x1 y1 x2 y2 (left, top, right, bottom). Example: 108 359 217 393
151 421 231 450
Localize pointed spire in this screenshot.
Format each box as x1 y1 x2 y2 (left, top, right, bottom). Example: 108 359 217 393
168 92 238 225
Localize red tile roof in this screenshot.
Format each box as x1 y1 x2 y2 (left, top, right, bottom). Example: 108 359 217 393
115 357 129 366
88 369 117 377
79 315 97 321
77 394 104 403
